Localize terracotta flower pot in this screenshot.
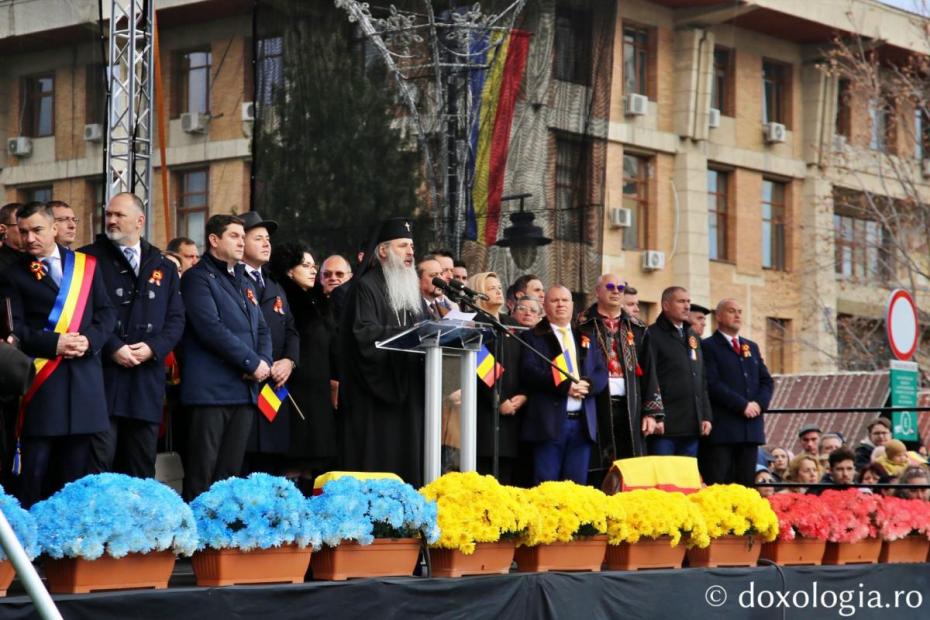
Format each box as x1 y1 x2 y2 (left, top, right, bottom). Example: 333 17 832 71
44 551 176 594
687 536 761 568
311 538 421 581
879 537 930 564
0 562 14 596
606 536 685 571
515 535 608 573
822 539 882 565
760 538 826 566
430 540 515 578
192 544 312 586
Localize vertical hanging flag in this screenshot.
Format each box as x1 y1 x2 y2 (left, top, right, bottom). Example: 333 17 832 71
465 29 531 245
476 344 504 387
257 383 289 423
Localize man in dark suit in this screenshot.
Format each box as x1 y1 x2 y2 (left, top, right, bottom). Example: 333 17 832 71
1 202 115 506
81 192 185 478
520 285 608 484
240 212 298 474
701 298 774 486
645 287 712 457
180 214 272 500
0 203 25 273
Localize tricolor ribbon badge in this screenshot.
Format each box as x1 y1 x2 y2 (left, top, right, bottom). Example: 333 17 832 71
246 288 257 305
475 345 504 388
274 296 284 315
742 343 751 358
257 382 289 423
149 269 163 286
580 334 591 349
689 335 698 361
626 330 635 347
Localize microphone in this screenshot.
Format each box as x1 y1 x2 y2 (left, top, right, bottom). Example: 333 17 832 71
447 278 489 301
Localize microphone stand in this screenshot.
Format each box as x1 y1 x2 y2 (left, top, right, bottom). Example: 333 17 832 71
439 284 580 480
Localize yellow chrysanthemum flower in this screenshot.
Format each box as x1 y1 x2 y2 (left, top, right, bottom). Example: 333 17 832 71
606 489 711 549
688 484 779 543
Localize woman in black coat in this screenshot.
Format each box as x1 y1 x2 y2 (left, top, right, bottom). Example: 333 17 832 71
269 243 337 490
468 271 527 485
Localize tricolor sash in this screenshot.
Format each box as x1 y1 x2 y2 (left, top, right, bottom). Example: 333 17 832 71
14 250 96 473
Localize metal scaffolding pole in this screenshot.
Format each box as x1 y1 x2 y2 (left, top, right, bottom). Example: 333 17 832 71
106 0 155 238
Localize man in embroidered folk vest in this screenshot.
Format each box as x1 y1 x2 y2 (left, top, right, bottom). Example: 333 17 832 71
1 202 115 507
80 193 185 478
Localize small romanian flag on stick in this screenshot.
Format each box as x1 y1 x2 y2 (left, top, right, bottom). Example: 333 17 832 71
551 351 576 387
476 345 504 388
257 383 288 423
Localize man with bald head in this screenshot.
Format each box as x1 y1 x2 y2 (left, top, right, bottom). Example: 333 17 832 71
520 285 608 484
320 255 352 296
577 274 663 482
701 298 774 486
80 192 185 478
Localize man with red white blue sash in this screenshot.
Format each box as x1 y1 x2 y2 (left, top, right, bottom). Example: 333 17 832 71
0 202 115 507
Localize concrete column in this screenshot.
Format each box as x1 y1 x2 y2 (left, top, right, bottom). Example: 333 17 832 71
670 145 711 305
801 63 836 166
799 174 839 371
673 28 714 141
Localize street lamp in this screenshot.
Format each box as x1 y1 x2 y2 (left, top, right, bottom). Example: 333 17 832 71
494 193 551 270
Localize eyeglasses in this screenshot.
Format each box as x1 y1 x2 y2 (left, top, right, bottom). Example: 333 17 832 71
55 217 80 224
322 270 348 278
603 282 626 292
514 304 540 313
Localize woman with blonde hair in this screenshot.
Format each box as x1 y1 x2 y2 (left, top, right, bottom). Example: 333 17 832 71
781 453 821 494
466 272 527 484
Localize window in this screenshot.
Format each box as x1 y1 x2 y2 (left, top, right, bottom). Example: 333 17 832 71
553 5 591 85
88 179 104 236
22 74 55 137
835 78 851 138
761 179 786 270
869 97 893 152
833 214 889 280
707 169 729 261
22 186 52 203
712 47 733 115
622 154 649 250
765 318 790 374
256 36 284 106
554 134 588 241
176 50 212 116
622 25 649 96
762 60 789 126
176 169 209 248
85 64 107 125
915 108 930 160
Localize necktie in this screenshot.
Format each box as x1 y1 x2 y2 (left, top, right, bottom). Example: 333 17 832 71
678 325 685 340
251 269 265 296
558 327 577 375
42 257 61 286
731 337 741 355
123 247 138 275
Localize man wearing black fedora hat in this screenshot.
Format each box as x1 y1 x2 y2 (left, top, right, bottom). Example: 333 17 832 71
240 212 299 474
339 217 426 485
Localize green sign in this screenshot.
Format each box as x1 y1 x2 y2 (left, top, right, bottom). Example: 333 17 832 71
890 359 919 442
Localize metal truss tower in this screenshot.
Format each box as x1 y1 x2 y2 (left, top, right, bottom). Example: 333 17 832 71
106 0 155 236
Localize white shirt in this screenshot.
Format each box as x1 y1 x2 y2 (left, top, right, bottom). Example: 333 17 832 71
550 322 582 413
118 241 142 274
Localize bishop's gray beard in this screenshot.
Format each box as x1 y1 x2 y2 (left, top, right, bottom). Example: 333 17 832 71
382 251 421 318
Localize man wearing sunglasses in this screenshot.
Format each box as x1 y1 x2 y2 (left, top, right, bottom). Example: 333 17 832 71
577 274 663 485
320 255 353 296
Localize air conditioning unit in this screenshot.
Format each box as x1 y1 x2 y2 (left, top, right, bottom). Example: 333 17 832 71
764 122 787 144
609 207 633 229
241 101 255 123
641 249 666 271
7 137 32 157
624 93 649 117
708 108 721 129
181 112 209 134
84 123 103 142
922 158 930 179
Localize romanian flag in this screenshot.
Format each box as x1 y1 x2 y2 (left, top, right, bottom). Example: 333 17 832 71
257 383 288 423
465 29 530 245
476 345 504 388
551 351 577 387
